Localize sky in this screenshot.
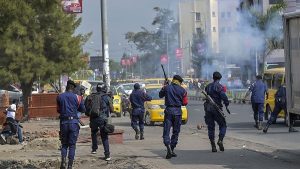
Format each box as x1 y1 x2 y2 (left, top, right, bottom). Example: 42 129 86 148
77 0 176 61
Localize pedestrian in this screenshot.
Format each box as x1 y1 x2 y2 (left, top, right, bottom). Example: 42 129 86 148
243 75 268 130
204 72 230 152
263 84 298 133
159 75 188 159
0 100 24 145
85 83 113 161
129 83 152 140
57 80 86 169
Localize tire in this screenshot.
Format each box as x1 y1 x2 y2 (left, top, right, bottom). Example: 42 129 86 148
181 120 187 125
144 112 154 126
264 105 272 121
116 113 121 117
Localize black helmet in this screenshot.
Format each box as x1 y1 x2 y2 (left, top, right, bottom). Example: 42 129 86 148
134 83 140 90
213 71 222 80
96 83 107 92
173 75 183 83
256 75 262 80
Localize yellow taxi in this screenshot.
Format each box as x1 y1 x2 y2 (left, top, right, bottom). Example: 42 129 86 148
144 85 188 126
263 67 286 123
144 78 188 89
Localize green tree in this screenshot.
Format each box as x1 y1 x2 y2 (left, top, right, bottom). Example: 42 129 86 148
125 7 178 76
0 0 89 119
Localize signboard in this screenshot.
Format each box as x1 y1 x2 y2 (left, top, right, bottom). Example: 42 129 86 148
175 48 183 59
62 0 83 13
89 56 103 70
160 54 168 64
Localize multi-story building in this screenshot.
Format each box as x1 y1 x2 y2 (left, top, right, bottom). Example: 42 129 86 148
178 0 240 76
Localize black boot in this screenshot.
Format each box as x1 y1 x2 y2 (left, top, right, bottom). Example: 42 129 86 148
170 146 177 157
140 131 144 140
166 145 173 159
134 128 140 140
210 140 217 152
67 159 73 169
217 138 224 152
60 157 67 169
289 120 298 132
263 123 270 133
254 121 258 128
257 121 263 130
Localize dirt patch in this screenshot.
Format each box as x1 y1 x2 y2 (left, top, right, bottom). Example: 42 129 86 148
0 159 60 169
22 138 60 151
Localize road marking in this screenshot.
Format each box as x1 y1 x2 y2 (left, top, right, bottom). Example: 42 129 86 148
194 108 202 111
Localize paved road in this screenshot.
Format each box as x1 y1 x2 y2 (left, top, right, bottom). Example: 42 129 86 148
186 100 300 151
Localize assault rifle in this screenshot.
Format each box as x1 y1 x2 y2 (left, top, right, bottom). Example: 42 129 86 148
161 64 169 85
201 90 230 119
51 83 85 126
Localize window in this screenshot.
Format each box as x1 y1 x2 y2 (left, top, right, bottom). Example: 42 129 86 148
196 28 202 35
227 12 231 18
269 0 282 4
213 27 216 32
212 12 216 17
221 12 225 18
227 27 231 32
196 12 201 21
221 27 225 33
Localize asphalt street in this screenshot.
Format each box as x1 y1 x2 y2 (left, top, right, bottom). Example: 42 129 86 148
186 100 300 151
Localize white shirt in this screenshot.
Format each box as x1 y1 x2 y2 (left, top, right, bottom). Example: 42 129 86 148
6 111 15 119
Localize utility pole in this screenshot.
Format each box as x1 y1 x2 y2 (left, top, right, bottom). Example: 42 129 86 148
101 0 110 88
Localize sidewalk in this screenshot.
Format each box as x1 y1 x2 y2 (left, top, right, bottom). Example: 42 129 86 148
0 116 299 169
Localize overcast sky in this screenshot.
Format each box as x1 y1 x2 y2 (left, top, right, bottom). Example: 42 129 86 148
76 0 177 61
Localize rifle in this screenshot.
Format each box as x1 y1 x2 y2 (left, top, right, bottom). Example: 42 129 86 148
161 64 169 85
201 90 230 119
52 83 85 126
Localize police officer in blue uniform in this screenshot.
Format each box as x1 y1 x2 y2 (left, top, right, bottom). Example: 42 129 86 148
243 75 268 130
263 84 298 133
57 80 86 169
204 72 229 152
159 75 188 159
89 83 113 161
129 83 152 140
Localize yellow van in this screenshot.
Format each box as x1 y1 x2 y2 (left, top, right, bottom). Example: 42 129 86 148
263 68 286 123
144 85 188 125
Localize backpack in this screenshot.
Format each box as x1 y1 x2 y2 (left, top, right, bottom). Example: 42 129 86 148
84 93 104 117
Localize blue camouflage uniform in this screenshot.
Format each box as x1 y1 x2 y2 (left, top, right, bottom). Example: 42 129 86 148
159 82 187 149
57 91 85 162
204 81 229 141
129 89 152 134
267 85 286 125
249 79 268 122
90 92 113 156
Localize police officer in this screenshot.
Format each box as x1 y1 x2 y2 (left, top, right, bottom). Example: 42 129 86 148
263 84 298 133
159 75 188 159
89 83 113 161
57 80 86 169
243 75 268 130
129 83 152 140
204 72 229 152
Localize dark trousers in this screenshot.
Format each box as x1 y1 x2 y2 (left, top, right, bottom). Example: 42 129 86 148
131 113 144 133
267 102 286 125
90 117 110 156
60 123 80 161
163 113 182 148
204 110 227 141
252 103 264 122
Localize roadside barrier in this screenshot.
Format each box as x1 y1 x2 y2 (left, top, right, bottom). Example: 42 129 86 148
187 89 251 104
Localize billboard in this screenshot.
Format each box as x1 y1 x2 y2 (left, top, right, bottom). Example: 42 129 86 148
62 0 83 13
